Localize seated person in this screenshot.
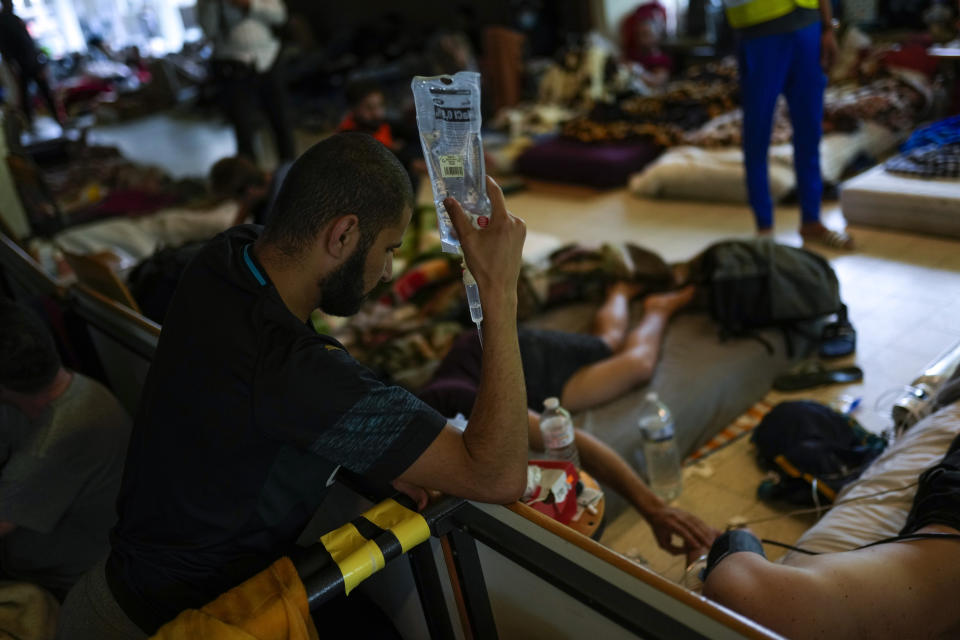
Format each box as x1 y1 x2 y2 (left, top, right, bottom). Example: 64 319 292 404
0 299 132 599
702 434 960 640
420 282 718 559
621 2 673 88
53 156 274 264
337 80 425 186
57 135 530 637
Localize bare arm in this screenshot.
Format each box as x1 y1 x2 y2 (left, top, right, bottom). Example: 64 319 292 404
818 0 838 70
818 0 833 24
398 177 528 504
529 411 717 554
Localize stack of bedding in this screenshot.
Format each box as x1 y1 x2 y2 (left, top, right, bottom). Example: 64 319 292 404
629 70 927 203
841 115 960 238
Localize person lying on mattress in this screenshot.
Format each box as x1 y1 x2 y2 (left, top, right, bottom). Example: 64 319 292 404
702 433 960 640
52 156 274 265
419 282 719 560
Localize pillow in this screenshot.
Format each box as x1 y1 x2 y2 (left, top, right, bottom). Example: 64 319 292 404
628 125 899 203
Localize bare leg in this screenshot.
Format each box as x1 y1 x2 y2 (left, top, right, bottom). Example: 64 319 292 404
591 281 644 352
561 285 694 412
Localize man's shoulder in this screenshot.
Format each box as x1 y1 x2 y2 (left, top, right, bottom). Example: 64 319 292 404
162 224 266 323
57 373 129 417
259 330 358 378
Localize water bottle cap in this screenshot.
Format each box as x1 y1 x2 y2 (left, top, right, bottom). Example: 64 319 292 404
543 397 559 410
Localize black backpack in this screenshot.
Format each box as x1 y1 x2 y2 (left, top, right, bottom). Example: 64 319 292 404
692 239 844 351
752 401 886 505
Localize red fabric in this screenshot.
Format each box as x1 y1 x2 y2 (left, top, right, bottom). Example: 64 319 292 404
337 115 394 148
621 2 671 68
880 40 938 79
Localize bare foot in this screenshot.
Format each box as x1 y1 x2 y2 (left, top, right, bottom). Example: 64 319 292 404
607 280 645 301
643 284 696 316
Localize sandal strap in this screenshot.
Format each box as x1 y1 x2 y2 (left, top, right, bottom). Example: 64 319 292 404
806 229 855 250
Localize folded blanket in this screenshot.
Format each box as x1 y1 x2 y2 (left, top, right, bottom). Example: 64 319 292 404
151 557 317 640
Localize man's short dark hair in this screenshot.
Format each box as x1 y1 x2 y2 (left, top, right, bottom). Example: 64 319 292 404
0 298 62 394
261 133 413 259
345 79 385 108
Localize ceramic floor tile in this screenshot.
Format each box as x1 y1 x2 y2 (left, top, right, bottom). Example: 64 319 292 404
686 437 766 500
926 300 960 336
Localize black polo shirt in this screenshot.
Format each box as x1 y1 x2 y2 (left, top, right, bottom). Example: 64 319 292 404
106 225 445 631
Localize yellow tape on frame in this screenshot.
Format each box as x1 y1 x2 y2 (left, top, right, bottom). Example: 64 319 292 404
362 499 431 553
319 523 386 595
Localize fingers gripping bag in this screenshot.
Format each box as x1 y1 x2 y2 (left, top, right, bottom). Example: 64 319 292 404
412 71 489 342
412 71 491 253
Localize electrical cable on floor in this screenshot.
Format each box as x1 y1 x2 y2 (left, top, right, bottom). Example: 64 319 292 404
732 481 920 528
761 532 960 556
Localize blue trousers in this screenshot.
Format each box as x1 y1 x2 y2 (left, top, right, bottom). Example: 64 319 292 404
738 22 826 230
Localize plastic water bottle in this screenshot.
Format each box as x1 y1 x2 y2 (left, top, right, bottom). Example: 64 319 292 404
637 392 682 502
540 398 581 468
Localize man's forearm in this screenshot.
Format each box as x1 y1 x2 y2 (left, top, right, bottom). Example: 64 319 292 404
575 428 664 518
463 299 528 491
529 411 664 518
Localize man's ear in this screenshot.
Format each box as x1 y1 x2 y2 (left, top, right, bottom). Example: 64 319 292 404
325 214 360 259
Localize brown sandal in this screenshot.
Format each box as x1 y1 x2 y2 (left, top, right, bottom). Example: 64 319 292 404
802 229 855 251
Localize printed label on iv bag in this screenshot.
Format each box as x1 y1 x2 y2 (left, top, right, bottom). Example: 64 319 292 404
439 155 465 178
412 71 489 252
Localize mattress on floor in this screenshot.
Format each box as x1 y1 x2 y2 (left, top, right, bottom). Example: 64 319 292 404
628 122 899 203
527 302 813 518
840 164 960 238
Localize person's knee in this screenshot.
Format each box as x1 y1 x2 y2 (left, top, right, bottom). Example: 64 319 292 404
598 329 625 353
625 348 655 383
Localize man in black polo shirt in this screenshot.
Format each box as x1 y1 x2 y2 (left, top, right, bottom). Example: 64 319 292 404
57 133 529 637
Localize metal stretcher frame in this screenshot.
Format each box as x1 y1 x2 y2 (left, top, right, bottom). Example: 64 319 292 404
0 230 65 300
305 480 783 640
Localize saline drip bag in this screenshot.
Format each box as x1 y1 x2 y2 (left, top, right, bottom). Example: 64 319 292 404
412 71 488 344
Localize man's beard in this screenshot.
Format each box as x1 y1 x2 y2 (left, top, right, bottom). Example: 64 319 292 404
318 243 370 317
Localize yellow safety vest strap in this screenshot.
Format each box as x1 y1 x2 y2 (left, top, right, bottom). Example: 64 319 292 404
724 0 819 29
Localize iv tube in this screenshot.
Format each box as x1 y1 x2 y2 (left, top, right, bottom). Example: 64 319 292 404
462 261 483 349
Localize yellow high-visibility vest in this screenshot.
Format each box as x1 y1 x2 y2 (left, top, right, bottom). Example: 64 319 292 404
724 0 820 29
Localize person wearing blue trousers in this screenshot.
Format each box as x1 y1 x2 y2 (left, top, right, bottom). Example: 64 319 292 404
727 0 854 249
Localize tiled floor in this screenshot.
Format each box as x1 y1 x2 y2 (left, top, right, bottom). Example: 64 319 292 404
88 113 960 584
507 180 960 583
